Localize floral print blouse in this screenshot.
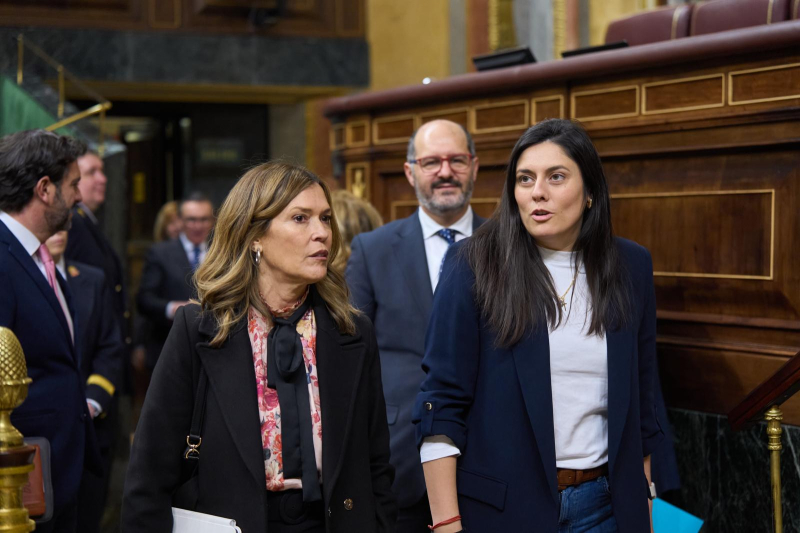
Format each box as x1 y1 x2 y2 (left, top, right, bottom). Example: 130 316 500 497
247 293 323 492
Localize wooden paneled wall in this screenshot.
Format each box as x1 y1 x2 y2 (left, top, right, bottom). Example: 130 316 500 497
326 42 800 423
0 0 364 37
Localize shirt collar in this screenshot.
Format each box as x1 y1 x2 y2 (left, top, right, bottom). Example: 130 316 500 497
56 257 67 278
0 211 42 257
179 232 207 253
418 206 474 240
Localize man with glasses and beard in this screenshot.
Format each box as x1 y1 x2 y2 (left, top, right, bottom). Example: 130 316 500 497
0 130 102 533
346 119 485 532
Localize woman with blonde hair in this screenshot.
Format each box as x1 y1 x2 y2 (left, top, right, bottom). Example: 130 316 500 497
152 200 182 242
329 189 383 271
123 162 397 532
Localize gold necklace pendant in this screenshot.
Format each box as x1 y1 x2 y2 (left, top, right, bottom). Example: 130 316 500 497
558 270 579 310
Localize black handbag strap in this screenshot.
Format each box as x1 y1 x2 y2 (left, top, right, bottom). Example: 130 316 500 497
183 365 208 461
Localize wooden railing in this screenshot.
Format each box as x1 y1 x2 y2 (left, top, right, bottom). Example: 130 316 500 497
728 350 800 533
15 34 111 153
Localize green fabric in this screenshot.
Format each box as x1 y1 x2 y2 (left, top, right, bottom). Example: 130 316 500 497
0 76 74 137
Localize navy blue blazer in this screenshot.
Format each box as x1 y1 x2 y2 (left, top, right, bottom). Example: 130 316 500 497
0 220 102 514
414 237 665 532
346 211 485 508
66 260 123 450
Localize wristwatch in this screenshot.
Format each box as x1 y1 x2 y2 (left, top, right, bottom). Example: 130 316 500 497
648 481 657 500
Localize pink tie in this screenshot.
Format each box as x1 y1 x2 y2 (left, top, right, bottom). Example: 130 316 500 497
38 244 74 342
38 243 59 292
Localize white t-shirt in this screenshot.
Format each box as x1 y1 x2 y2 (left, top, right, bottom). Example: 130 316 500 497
420 246 610 470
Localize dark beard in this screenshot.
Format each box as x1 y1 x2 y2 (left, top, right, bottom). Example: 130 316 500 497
45 186 71 233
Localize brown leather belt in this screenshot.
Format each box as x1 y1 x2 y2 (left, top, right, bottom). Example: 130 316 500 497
557 463 609 491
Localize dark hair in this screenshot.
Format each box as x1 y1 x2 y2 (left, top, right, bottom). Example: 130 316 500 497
0 130 87 213
464 119 631 347
179 191 213 217
407 121 476 160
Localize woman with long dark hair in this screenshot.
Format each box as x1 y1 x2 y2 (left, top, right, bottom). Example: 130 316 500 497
414 119 663 533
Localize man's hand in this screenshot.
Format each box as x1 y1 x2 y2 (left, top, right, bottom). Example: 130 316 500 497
87 401 98 419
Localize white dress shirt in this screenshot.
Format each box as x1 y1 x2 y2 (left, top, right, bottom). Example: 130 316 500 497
418 207 474 292
179 232 208 266
0 212 74 340
165 233 209 319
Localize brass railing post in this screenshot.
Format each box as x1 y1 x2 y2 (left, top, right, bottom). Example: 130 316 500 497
0 327 36 532
765 405 783 533
98 107 106 157
16 35 23 85
56 66 65 119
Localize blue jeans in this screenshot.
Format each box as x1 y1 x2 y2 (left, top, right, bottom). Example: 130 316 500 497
558 476 619 533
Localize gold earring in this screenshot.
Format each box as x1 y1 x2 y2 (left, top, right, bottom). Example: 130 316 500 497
587 198 593 209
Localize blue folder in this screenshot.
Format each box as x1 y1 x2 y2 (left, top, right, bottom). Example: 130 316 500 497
653 498 704 533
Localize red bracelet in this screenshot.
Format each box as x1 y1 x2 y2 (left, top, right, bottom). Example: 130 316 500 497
429 515 461 530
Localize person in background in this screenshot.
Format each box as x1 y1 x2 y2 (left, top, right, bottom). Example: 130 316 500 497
66 150 129 344
329 189 382 272
415 119 664 533
152 200 182 242
130 200 183 402
46 229 124 533
64 149 129 533
136 192 214 370
346 119 484 532
123 162 396 532
0 129 102 533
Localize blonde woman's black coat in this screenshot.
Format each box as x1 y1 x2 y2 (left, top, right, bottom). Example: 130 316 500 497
122 292 397 533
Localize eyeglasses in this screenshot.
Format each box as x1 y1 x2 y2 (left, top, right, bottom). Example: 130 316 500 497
183 216 214 225
408 154 473 174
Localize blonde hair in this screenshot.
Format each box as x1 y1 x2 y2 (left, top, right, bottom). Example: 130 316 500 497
195 162 357 347
153 201 179 242
330 189 383 271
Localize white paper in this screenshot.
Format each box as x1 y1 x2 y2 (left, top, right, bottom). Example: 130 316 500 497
172 507 242 533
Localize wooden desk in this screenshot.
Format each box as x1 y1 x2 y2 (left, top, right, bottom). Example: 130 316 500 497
324 21 800 423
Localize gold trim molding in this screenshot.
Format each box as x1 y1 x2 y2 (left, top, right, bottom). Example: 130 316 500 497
642 73 725 116
570 85 640 122
728 62 800 106
470 99 530 134
419 107 471 127
329 124 345 151
148 0 181 30
345 120 370 148
372 114 420 146
531 95 565 123
611 189 775 280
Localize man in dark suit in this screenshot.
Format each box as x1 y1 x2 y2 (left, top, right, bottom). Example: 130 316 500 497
66 151 128 345
0 129 102 533
64 150 128 532
346 120 485 531
137 192 214 369
46 230 124 533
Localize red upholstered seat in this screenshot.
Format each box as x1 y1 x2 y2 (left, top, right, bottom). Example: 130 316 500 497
690 0 791 36
605 5 692 46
